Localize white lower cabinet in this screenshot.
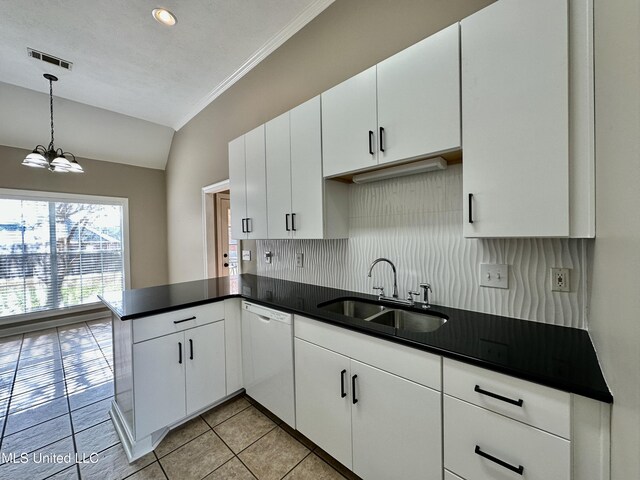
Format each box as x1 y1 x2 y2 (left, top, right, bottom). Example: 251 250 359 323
133 320 226 439
444 395 570 480
294 316 442 480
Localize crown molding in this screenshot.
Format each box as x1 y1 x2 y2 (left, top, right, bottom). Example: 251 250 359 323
173 0 335 131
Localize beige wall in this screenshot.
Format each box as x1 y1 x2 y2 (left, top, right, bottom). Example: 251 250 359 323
165 0 494 282
590 0 640 478
0 145 168 289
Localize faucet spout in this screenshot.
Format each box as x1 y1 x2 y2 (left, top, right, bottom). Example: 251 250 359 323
367 258 399 299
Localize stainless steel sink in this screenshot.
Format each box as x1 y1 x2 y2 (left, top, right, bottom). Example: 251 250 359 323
318 298 447 333
319 299 386 319
367 309 447 333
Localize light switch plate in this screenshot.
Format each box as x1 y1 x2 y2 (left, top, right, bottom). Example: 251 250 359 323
479 264 509 289
242 250 251 261
296 252 304 268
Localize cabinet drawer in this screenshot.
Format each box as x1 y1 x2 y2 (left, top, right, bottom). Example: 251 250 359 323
444 395 570 480
295 315 440 391
443 358 570 439
132 302 225 343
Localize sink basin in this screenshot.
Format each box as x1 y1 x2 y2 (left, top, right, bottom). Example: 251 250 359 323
318 298 447 333
319 299 386 319
368 309 447 333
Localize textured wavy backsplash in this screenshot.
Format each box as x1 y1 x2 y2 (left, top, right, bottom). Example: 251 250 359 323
257 164 587 329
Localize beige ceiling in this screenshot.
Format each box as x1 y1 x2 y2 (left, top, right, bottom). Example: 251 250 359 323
0 0 333 168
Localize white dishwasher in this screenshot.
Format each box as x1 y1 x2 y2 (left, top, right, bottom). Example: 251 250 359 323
241 301 295 427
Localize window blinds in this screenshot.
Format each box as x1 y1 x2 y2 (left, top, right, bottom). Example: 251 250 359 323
0 195 125 318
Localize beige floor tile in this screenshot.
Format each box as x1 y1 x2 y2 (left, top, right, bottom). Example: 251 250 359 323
78 443 155 480
280 422 316 450
0 436 76 479
1 414 71 456
239 427 310 480
159 430 233 480
201 395 251 428
283 454 346 480
71 396 113 432
314 448 362 480
154 416 210 458
250 399 284 425
126 461 167 480
213 406 276 453
47 465 80 479
203 457 255 480
75 418 120 455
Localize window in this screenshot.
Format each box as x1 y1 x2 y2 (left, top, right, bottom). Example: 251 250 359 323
0 189 129 319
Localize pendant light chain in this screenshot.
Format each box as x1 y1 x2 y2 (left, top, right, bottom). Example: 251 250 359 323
49 77 55 151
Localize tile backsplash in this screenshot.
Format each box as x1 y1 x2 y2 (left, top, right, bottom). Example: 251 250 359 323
257 164 587 329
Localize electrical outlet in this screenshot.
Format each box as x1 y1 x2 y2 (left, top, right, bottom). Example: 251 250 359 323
479 264 509 289
295 252 304 268
551 267 570 292
241 250 251 261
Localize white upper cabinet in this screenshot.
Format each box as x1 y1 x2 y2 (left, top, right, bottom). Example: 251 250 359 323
377 23 460 166
321 67 378 177
228 136 247 240
322 23 461 178
462 0 594 238
265 96 348 240
265 111 292 240
244 125 268 239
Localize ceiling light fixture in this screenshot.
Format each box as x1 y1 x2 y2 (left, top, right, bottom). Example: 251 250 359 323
152 8 177 26
352 157 447 184
22 74 83 173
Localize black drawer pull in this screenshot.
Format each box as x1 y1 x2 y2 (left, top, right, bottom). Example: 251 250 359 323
474 385 524 407
368 131 374 155
178 342 182 364
475 445 524 475
189 339 194 360
291 213 297 231
285 213 291 231
379 127 385 152
173 316 196 325
241 218 247 233
468 193 474 224
340 369 347 398
352 374 358 404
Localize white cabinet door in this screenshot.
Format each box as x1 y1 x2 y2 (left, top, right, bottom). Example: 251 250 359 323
462 0 569 237
290 96 324 239
322 66 378 177
228 135 247 240
266 111 292 239
244 125 268 239
377 23 460 166
133 332 186 438
295 338 352 469
351 360 442 480
185 321 226 415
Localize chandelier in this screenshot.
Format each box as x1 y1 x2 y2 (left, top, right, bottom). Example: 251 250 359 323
21 74 83 173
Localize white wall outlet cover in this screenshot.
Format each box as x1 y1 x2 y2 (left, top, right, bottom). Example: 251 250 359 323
479 264 509 289
242 250 252 261
551 267 570 292
296 252 304 268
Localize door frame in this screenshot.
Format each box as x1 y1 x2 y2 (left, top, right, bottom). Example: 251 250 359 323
201 179 230 278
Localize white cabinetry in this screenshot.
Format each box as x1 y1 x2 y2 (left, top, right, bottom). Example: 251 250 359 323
294 316 441 480
229 125 268 239
266 96 348 239
462 0 594 238
322 23 460 177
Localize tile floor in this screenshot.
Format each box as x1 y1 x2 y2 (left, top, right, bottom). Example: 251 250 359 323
0 319 360 480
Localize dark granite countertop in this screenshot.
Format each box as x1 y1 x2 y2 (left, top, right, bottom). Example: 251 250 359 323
99 274 612 403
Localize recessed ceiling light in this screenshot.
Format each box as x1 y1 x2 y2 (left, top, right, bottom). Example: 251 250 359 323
152 8 177 26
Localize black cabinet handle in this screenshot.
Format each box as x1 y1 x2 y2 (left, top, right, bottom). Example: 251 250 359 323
468 193 474 224
173 316 196 325
352 374 358 404
241 218 246 233
178 342 182 364
189 339 194 360
368 131 374 155
291 213 297 231
475 445 524 475
246 218 252 233
379 127 385 152
340 369 347 398
474 385 524 407
285 214 291 232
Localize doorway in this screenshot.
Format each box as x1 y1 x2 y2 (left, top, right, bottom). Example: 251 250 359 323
202 180 236 278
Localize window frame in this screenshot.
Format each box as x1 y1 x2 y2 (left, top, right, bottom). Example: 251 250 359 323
0 188 131 324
